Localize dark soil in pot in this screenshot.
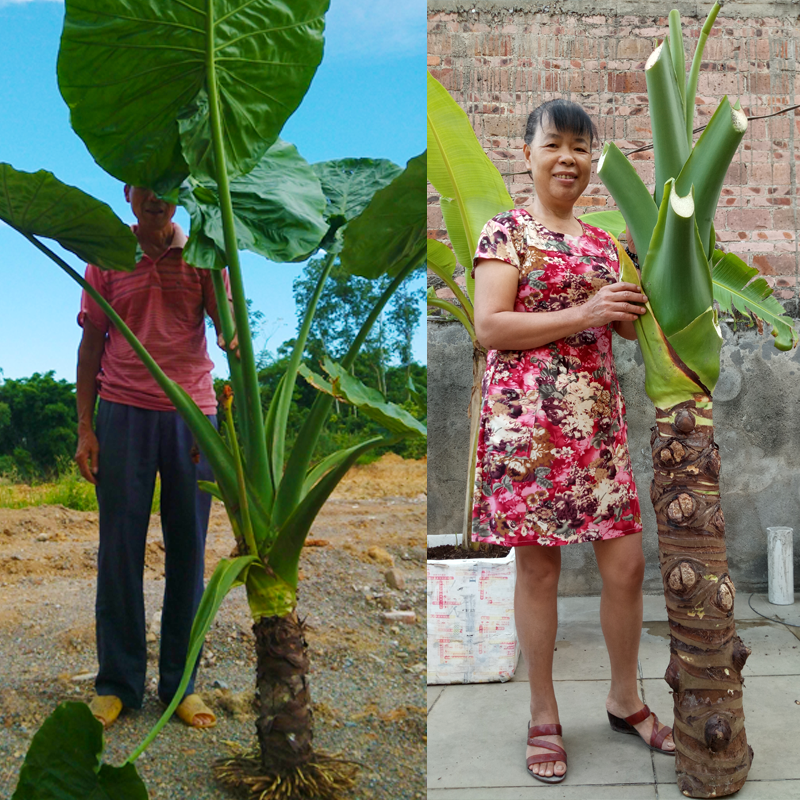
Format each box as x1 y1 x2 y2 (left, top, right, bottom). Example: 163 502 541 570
427 543 511 560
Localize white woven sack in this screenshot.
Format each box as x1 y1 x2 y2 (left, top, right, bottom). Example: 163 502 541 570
426 548 519 684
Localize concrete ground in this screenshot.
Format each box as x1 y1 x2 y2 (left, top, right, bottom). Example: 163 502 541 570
427 593 800 799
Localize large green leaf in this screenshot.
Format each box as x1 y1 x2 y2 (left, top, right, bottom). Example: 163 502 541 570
427 238 457 277
125 556 256 763
299 359 427 439
674 96 747 257
427 72 513 302
0 163 136 272
58 0 327 191
311 158 402 253
578 209 626 240
595 142 659 254
644 37 690 204
312 158 403 224
340 152 427 279
616 240 707 408
180 139 327 268
667 307 722 395
426 238 473 320
713 252 799 351
641 180 712 338
268 435 391 587
12 702 147 800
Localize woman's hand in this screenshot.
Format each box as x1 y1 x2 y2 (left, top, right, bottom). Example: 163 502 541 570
581 282 647 328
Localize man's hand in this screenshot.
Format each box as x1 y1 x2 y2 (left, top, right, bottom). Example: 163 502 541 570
75 428 100 485
217 330 240 359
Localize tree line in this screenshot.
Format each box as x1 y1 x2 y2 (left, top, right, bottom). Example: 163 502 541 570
0 259 426 481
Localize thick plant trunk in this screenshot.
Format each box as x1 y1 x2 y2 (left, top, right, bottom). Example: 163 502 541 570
651 398 754 798
253 611 313 771
215 611 357 799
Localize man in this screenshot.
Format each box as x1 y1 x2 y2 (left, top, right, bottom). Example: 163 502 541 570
75 185 229 728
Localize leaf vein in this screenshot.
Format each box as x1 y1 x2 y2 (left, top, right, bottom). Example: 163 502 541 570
213 17 324 52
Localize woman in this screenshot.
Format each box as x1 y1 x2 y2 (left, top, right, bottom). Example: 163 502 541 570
471 99 675 784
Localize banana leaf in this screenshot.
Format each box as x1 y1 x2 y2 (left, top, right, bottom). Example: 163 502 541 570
0 163 137 272
427 72 513 302
578 209 626 239
427 238 458 276
58 0 328 191
427 238 473 317
713 252 799 350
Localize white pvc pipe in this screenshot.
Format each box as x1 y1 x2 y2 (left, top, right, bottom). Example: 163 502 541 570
767 527 794 605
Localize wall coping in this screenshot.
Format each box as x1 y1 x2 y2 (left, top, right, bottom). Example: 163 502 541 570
427 0 800 19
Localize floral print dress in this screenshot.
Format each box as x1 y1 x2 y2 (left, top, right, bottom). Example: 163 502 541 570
471 209 642 547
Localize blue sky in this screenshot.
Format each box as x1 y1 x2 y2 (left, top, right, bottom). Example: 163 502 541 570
0 0 425 382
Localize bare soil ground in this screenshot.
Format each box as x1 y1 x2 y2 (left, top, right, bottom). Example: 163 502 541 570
0 454 426 800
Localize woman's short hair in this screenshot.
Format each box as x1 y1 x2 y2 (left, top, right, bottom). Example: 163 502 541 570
524 99 598 148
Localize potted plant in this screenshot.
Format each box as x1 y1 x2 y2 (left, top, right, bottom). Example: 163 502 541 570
426 73 520 684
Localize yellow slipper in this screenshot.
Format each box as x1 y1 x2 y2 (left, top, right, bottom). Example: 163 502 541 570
88 695 123 729
175 693 217 729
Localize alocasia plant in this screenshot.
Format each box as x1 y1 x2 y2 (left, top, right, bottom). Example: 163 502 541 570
4 0 426 797
583 4 796 796
428 3 797 795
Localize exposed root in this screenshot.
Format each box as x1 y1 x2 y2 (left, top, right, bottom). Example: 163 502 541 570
214 744 359 800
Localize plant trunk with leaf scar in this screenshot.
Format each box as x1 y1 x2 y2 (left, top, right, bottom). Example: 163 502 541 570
253 613 314 771
651 398 753 798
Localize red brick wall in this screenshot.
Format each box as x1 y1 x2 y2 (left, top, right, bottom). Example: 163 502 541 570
427 5 800 310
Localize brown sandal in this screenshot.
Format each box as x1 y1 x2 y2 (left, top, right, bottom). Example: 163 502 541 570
526 722 567 784
607 704 675 755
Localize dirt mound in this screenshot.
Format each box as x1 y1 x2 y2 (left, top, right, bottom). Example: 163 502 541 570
0 455 427 587
332 453 427 499
0 456 427 800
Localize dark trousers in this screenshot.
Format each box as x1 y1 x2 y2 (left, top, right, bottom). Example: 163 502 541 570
94 399 215 708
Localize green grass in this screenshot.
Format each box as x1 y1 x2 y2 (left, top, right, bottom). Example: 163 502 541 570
0 463 161 513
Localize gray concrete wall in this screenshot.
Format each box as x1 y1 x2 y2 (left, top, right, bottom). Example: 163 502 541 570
428 319 800 594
